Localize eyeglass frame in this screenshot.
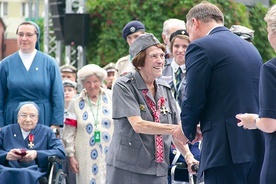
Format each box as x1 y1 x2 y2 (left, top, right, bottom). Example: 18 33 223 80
18 113 38 120
17 32 37 38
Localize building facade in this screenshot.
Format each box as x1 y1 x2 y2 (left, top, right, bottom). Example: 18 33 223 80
0 0 44 58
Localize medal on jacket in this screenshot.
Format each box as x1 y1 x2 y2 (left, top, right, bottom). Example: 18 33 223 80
28 134 34 148
159 97 170 115
94 131 101 142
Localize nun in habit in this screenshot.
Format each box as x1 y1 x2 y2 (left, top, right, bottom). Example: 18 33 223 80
0 102 65 184
0 21 64 129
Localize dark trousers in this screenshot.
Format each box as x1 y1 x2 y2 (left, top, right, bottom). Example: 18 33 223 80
204 162 260 184
62 157 76 184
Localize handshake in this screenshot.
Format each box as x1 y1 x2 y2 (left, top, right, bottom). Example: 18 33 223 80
173 124 202 144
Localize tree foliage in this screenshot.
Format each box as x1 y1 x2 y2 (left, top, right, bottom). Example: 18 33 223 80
84 0 275 66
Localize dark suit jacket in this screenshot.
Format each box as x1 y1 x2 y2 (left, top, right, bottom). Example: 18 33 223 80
181 26 264 176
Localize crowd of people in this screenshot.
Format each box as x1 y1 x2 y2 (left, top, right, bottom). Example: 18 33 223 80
0 1 276 184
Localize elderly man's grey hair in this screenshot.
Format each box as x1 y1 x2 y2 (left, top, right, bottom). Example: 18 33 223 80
162 18 186 36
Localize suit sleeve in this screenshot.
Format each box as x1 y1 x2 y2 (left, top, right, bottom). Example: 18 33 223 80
181 43 211 142
49 57 64 126
0 61 7 127
259 61 276 119
0 129 8 165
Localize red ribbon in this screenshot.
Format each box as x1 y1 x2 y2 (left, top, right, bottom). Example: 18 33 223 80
142 89 164 163
65 118 77 127
29 134 34 142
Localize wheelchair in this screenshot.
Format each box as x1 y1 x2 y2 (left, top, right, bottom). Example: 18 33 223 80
171 162 197 184
39 129 67 184
39 156 68 184
169 144 201 184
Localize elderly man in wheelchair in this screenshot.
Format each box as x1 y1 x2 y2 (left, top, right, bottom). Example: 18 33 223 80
0 102 66 184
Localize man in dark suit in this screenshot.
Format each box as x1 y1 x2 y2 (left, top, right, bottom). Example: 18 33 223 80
180 2 265 184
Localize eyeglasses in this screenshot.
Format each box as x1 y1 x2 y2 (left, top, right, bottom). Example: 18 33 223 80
148 53 165 60
19 113 38 120
17 32 37 38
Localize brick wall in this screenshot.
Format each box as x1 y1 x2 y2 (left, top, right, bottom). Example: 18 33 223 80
3 39 18 59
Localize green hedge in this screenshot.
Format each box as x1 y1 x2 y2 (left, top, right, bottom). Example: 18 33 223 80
35 0 275 66
84 0 276 66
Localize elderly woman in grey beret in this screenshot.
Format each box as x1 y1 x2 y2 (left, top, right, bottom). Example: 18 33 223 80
106 33 187 184
62 64 113 184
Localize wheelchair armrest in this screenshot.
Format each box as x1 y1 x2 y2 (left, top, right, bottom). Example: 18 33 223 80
175 162 199 172
175 162 188 169
48 156 63 165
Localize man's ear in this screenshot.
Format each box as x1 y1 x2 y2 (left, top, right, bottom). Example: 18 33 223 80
192 18 199 28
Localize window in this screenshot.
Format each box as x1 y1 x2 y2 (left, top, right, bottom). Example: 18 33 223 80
21 2 28 17
30 2 35 18
21 2 37 18
0 2 8 17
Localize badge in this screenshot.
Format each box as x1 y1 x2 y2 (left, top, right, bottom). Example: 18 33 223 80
160 105 170 115
94 131 101 142
28 134 34 148
139 104 146 111
159 97 170 115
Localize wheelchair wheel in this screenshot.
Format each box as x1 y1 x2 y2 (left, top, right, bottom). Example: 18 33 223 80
48 162 56 184
53 169 68 184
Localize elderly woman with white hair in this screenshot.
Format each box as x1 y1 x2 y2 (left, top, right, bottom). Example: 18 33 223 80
62 64 113 184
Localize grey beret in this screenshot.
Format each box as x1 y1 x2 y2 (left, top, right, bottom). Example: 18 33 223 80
129 33 160 58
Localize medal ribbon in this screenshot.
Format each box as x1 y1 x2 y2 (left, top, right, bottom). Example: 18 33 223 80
142 89 164 163
29 134 34 142
28 134 34 148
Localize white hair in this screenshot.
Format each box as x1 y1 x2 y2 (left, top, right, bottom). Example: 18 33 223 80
77 64 107 85
162 18 186 36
